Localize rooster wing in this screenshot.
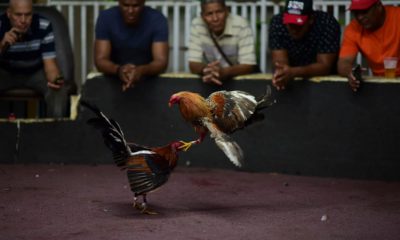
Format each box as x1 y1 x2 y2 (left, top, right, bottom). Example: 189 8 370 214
207 86 274 133
126 151 173 196
207 90 258 133
201 118 244 167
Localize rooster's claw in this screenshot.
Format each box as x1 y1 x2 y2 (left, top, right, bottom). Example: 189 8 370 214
178 140 198 151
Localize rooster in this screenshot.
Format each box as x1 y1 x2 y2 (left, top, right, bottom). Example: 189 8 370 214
169 86 274 167
81 100 192 215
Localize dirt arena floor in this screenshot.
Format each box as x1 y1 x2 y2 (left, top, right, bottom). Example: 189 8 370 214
1 164 400 240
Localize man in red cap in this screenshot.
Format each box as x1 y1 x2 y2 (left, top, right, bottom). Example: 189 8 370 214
268 0 341 90
338 0 400 91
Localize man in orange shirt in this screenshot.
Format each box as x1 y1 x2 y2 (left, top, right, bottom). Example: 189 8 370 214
338 0 400 91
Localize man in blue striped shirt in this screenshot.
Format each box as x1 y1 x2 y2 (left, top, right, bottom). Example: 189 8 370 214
0 0 68 118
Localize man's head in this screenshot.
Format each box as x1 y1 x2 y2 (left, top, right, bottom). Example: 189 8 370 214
283 0 314 40
349 0 385 31
7 0 33 34
118 0 145 26
201 0 228 36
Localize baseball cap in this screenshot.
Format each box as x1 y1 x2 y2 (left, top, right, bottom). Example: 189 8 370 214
349 0 380 10
283 0 314 25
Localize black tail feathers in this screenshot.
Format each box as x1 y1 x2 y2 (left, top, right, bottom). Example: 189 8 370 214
80 100 102 117
256 85 276 111
80 99 129 168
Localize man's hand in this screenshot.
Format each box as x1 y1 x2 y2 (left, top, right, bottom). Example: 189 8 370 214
118 64 142 91
0 28 21 53
202 61 222 86
272 62 293 90
47 76 64 90
338 56 362 92
347 68 362 92
344 64 365 92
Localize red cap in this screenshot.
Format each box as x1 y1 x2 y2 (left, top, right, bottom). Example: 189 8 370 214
349 0 379 10
283 13 309 25
283 0 313 25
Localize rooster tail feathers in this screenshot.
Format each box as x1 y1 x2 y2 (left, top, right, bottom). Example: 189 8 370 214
103 131 129 168
80 100 101 116
256 85 275 110
81 100 131 168
244 85 274 127
81 100 115 129
109 118 126 140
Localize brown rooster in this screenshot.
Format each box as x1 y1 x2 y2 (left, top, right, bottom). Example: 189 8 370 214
169 86 274 167
81 100 192 215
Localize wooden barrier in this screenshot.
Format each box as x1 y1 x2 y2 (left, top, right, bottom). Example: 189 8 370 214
1 74 400 180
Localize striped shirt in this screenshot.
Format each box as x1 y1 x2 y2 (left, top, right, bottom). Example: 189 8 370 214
188 14 257 67
0 13 56 72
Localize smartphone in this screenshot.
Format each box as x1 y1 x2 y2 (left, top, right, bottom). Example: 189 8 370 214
54 76 64 85
352 64 362 82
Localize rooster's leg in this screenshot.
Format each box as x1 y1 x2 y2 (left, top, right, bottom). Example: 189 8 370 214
193 127 208 143
132 194 140 209
195 130 208 143
178 131 208 151
140 194 158 215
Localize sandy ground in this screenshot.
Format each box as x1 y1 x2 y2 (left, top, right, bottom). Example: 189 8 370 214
1 164 400 240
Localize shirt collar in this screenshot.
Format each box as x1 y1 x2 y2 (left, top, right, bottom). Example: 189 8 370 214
223 14 234 36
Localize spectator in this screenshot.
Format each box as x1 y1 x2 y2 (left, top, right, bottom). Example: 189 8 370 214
268 0 341 90
338 0 400 91
94 0 169 91
188 0 258 86
0 0 68 118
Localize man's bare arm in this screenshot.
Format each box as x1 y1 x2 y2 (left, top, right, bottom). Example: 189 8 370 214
289 53 338 78
94 39 119 75
338 55 360 92
271 49 290 66
189 61 207 75
43 58 63 89
135 41 169 77
220 64 256 79
337 55 356 77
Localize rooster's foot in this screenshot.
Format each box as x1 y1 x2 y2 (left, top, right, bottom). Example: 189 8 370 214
141 207 158 215
132 196 139 209
138 202 158 215
178 140 199 151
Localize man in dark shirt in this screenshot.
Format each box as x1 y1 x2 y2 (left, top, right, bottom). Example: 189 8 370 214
0 0 68 117
94 0 169 91
268 0 341 90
